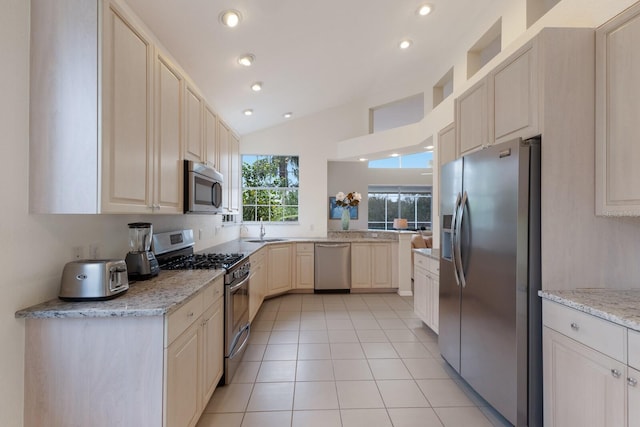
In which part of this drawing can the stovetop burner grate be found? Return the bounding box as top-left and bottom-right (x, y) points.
(159, 253), (245, 271)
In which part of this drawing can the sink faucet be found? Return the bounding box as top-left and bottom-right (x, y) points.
(259, 221), (266, 241)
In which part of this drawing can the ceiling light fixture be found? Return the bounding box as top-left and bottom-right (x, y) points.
(390, 153), (400, 157)
(399, 39), (413, 50)
(243, 109), (253, 116)
(283, 112), (293, 119)
(251, 82), (263, 92)
(220, 10), (242, 27)
(417, 4), (433, 16)
(359, 158), (368, 162)
(238, 54), (255, 67)
(425, 145), (434, 150)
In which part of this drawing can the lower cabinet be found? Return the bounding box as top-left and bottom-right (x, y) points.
(542, 299), (636, 427)
(295, 243), (315, 289)
(249, 248), (266, 322)
(351, 243), (392, 289)
(413, 253), (439, 334)
(267, 243), (294, 295)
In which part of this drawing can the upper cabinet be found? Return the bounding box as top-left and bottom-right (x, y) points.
(455, 79), (488, 157)
(216, 119), (241, 214)
(29, 0), (237, 214)
(596, 3), (640, 216)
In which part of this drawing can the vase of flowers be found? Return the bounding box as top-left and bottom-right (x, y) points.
(335, 191), (362, 230)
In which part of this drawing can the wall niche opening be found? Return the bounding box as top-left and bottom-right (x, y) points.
(467, 18), (502, 79)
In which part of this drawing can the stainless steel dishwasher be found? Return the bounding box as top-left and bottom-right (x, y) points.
(314, 243), (351, 293)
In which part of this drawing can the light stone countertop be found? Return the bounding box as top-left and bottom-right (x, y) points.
(412, 248), (440, 261)
(539, 289), (640, 332)
(15, 269), (224, 319)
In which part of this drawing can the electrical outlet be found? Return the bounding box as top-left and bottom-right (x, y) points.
(89, 243), (100, 259)
(72, 246), (85, 260)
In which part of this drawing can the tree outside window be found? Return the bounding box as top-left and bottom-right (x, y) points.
(242, 155), (299, 222)
(368, 186), (431, 230)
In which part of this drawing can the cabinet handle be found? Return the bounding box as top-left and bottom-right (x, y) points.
(187, 312), (195, 318)
(629, 377), (638, 387)
(611, 369), (622, 378)
(570, 322), (579, 331)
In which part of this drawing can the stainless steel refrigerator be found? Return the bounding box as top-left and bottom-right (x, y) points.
(439, 137), (542, 427)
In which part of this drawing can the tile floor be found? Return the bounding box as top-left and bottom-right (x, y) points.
(197, 293), (511, 427)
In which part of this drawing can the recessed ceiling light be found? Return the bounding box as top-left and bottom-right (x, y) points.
(220, 10), (242, 27)
(417, 4), (433, 16)
(390, 153), (400, 157)
(238, 54), (255, 67)
(251, 82), (263, 92)
(283, 112), (293, 119)
(425, 145), (434, 150)
(399, 39), (413, 50)
(243, 109), (253, 116)
(359, 158), (368, 162)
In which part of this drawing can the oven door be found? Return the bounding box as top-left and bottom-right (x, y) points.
(186, 171), (223, 213)
(224, 273), (250, 384)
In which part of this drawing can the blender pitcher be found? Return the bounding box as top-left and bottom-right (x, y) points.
(125, 222), (159, 280)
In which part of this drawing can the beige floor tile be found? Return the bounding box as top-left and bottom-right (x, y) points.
(246, 382), (294, 412)
(356, 329), (389, 343)
(349, 311), (376, 320)
(330, 343), (365, 359)
(392, 342), (431, 358)
(378, 318), (410, 330)
(296, 359), (335, 381)
(368, 359), (412, 380)
(328, 329), (359, 343)
(351, 318), (382, 330)
(332, 359), (374, 381)
(434, 407), (494, 427)
(263, 344), (298, 361)
(276, 311), (301, 321)
(326, 318), (354, 330)
(376, 379), (429, 408)
(301, 303), (325, 312)
(241, 411), (292, 427)
(204, 383), (253, 413)
(385, 329), (419, 343)
(268, 330), (300, 344)
(416, 379), (476, 407)
(300, 318), (328, 330)
(403, 358), (451, 380)
(362, 342), (399, 359)
(387, 408), (444, 427)
(298, 330), (329, 343)
(231, 361), (261, 384)
(298, 343), (331, 360)
(256, 310), (277, 321)
(325, 310), (351, 319)
(372, 310), (400, 319)
(293, 381), (339, 410)
(196, 412), (244, 427)
(251, 319), (274, 331)
(248, 330), (270, 345)
(272, 320), (301, 331)
(394, 310), (419, 319)
(292, 410), (342, 427)
(241, 344), (266, 362)
(256, 360), (297, 382)
(335, 380), (384, 409)
(340, 408), (392, 427)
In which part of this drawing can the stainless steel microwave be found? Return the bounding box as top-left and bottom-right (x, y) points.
(184, 160), (224, 214)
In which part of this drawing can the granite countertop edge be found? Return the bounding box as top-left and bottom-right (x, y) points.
(412, 248), (440, 261)
(539, 289), (640, 332)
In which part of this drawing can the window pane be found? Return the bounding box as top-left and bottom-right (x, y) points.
(386, 194), (399, 222)
(269, 205), (282, 222)
(242, 189), (257, 205)
(243, 206), (256, 222)
(283, 206), (298, 222)
(256, 206), (270, 222)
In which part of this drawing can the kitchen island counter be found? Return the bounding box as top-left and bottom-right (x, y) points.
(539, 289), (640, 332)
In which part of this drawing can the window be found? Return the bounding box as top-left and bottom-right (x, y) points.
(242, 155), (299, 222)
(368, 152), (433, 169)
(368, 186), (432, 230)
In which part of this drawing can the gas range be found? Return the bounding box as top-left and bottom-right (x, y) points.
(160, 253), (245, 271)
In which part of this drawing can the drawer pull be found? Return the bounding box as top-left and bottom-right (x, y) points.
(629, 377), (638, 387)
(611, 369), (622, 378)
(187, 312), (195, 318)
(570, 322), (579, 331)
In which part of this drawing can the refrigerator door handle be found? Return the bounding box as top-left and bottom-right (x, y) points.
(450, 192), (462, 286)
(455, 191), (468, 288)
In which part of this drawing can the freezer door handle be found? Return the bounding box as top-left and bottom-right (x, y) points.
(455, 191), (468, 288)
(450, 192), (462, 286)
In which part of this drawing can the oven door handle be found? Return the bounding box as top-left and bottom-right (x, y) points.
(227, 275), (249, 293)
(228, 323), (251, 360)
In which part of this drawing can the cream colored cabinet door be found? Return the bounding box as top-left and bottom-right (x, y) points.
(428, 272), (439, 334)
(455, 78), (488, 157)
(596, 3), (640, 216)
(154, 51), (183, 213)
(217, 120), (230, 211)
(166, 321), (201, 427)
(229, 132), (241, 214)
(629, 366), (640, 427)
(371, 243), (392, 288)
(543, 327), (626, 427)
(201, 298), (223, 405)
(267, 244), (293, 295)
(295, 244), (315, 289)
(184, 84), (204, 162)
(438, 122), (456, 166)
(204, 105), (217, 168)
(413, 265), (428, 323)
(491, 42), (538, 145)
(351, 243), (372, 288)
(101, 1), (153, 213)
(249, 250), (266, 322)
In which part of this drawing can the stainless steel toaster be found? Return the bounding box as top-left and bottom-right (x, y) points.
(59, 259), (129, 301)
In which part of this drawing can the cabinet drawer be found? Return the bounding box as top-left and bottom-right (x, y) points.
(167, 293), (204, 345)
(543, 300), (627, 363)
(629, 329), (640, 370)
(203, 277), (224, 307)
(250, 249), (265, 264)
(414, 254), (429, 269)
(296, 243), (314, 253)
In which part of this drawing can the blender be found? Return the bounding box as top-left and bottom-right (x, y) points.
(125, 222), (159, 280)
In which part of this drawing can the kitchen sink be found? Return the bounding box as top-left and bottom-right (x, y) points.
(245, 238), (287, 243)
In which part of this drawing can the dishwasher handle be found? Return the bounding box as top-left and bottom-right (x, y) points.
(316, 243), (351, 249)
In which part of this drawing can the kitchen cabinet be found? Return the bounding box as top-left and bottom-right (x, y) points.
(413, 253), (439, 334)
(204, 104), (218, 168)
(351, 243), (392, 289)
(295, 243), (315, 289)
(184, 83), (204, 163)
(201, 295), (224, 408)
(542, 299), (633, 427)
(249, 248), (267, 322)
(229, 131), (241, 214)
(267, 243), (293, 295)
(596, 3), (640, 216)
(455, 79), (488, 157)
(438, 122), (456, 167)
